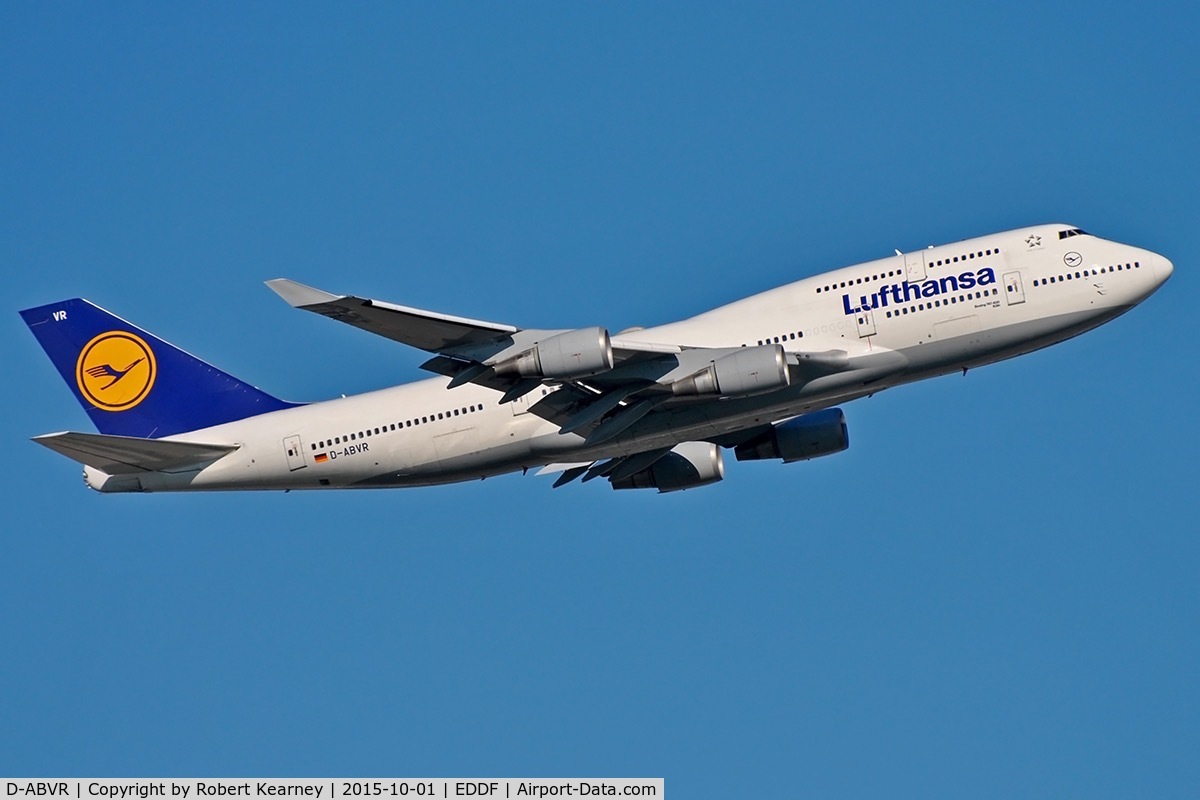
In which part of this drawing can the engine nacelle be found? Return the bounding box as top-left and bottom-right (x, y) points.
(672, 345), (789, 398)
(610, 442), (725, 493)
(494, 327), (614, 379)
(734, 408), (849, 463)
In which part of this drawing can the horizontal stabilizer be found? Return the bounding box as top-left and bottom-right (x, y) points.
(33, 431), (238, 475)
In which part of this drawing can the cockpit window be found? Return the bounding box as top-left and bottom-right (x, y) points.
(1058, 228), (1091, 239)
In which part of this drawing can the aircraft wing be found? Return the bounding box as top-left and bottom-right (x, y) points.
(268, 278), (856, 445)
(33, 431), (239, 474)
(268, 276), (689, 372)
(266, 278), (518, 353)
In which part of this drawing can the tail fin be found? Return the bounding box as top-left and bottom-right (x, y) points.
(20, 298), (299, 438)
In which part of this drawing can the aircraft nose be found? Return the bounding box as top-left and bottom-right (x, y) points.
(1154, 254), (1174, 284)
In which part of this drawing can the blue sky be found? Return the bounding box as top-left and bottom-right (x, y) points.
(3, 2), (1198, 796)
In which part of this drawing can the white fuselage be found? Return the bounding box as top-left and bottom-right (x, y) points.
(88, 225), (1171, 492)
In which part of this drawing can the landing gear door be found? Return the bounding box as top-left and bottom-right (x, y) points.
(510, 386), (551, 416)
(1003, 271), (1026, 305)
(510, 392), (532, 416)
(904, 251), (927, 283)
(856, 308), (877, 338)
(283, 434), (307, 471)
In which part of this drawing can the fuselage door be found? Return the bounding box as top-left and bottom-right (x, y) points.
(283, 434), (307, 471)
(904, 251), (927, 283)
(856, 308), (877, 338)
(1003, 271), (1026, 305)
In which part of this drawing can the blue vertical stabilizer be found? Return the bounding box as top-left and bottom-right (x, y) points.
(20, 298), (300, 438)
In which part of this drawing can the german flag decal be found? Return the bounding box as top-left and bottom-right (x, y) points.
(314, 452), (329, 463)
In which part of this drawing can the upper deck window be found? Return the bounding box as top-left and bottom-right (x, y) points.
(1058, 228), (1091, 239)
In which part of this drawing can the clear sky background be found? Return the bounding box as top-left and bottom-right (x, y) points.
(3, 3), (1198, 797)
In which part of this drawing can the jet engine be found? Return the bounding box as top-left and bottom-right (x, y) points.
(610, 442), (725, 493)
(671, 344), (789, 398)
(734, 408), (848, 463)
(493, 327), (614, 379)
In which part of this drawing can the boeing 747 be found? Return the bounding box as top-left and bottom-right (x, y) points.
(20, 224), (1172, 494)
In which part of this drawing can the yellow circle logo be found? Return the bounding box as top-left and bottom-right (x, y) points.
(75, 331), (157, 411)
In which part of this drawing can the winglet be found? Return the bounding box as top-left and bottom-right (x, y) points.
(265, 278), (343, 308)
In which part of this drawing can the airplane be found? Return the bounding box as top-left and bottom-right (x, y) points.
(20, 223), (1172, 495)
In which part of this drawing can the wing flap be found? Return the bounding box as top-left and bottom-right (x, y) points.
(609, 337), (684, 359)
(33, 431), (238, 475)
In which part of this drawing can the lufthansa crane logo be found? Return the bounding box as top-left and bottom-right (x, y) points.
(75, 331), (157, 411)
